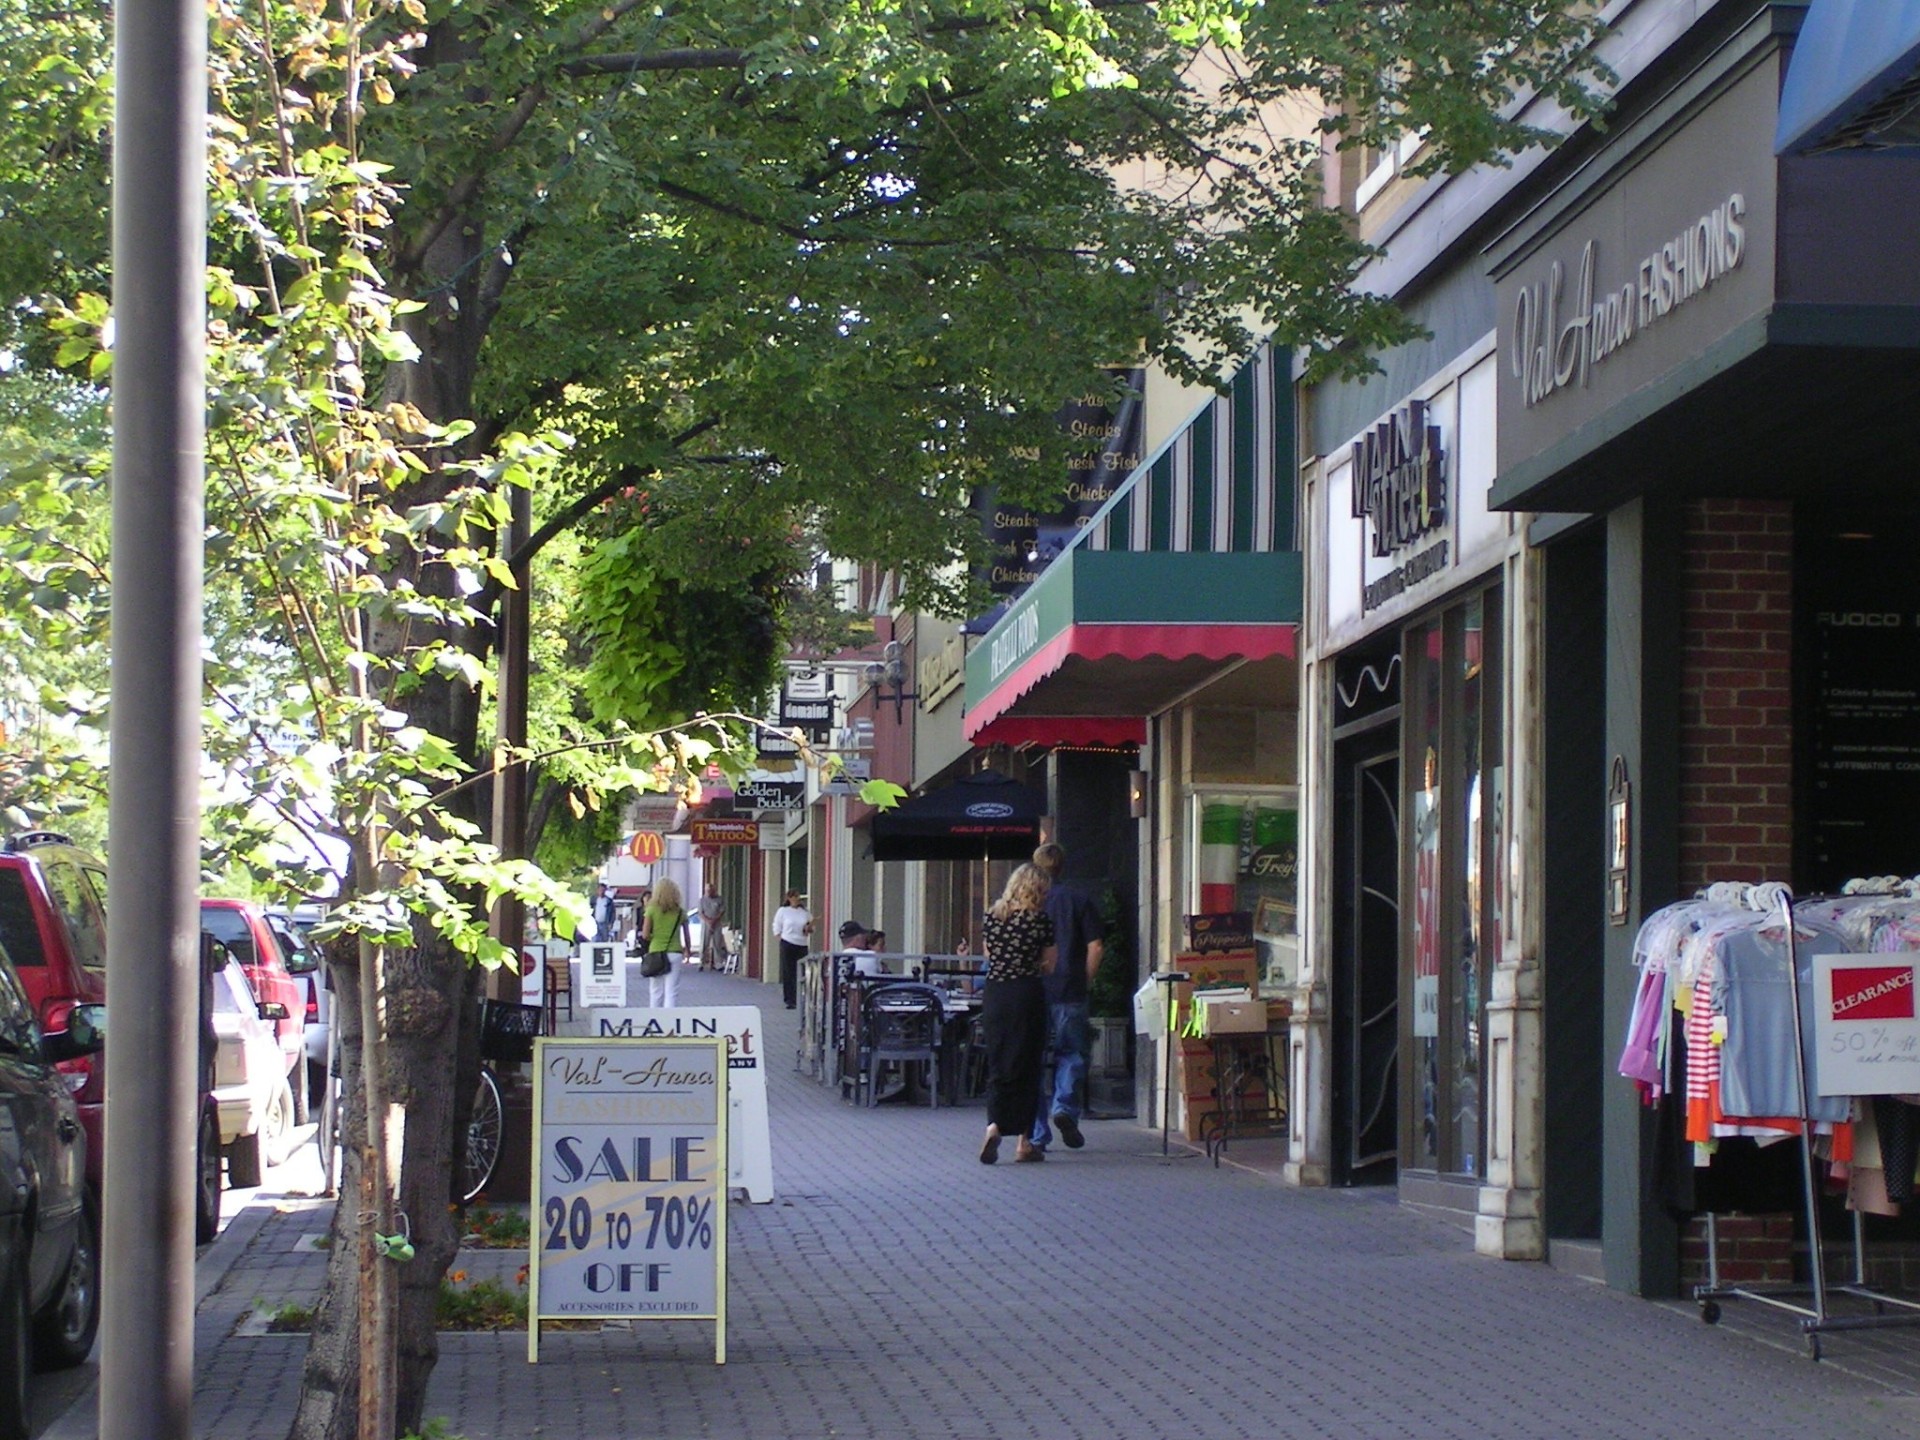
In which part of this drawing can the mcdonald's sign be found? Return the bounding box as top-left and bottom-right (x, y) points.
(627, 830), (665, 863)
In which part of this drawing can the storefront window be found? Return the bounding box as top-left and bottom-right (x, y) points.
(1409, 621), (1444, 1169)
(1402, 589), (1503, 1179)
(1188, 789), (1299, 991)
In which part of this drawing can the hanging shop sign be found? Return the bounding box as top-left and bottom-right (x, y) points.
(1812, 953), (1920, 1096)
(557, 1005), (774, 1203)
(735, 778), (805, 812)
(690, 819), (759, 846)
(756, 726), (801, 761)
(778, 691), (834, 738)
(1353, 399), (1450, 613)
(529, 1036), (729, 1364)
(627, 830), (664, 864)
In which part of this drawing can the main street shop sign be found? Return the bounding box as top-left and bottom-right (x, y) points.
(1353, 399), (1449, 613)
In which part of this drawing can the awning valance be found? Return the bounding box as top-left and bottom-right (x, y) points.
(963, 550), (1300, 746)
(963, 345), (1300, 747)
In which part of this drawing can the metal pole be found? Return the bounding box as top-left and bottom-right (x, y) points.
(103, 0), (206, 1431)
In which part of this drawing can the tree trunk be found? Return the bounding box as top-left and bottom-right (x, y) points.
(288, 172), (505, 1437)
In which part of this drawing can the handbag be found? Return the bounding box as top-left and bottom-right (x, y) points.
(640, 951), (670, 978)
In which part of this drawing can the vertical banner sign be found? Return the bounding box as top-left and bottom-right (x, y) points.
(530, 1037), (729, 1364)
(1813, 953), (1920, 1096)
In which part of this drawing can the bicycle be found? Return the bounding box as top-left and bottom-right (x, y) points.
(457, 999), (537, 1204)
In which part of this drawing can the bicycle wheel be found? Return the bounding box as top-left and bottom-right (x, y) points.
(457, 1066), (504, 1204)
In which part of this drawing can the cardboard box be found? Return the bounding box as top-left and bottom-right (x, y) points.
(1198, 997), (1266, 1036)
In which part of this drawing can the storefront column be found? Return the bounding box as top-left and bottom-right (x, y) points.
(1476, 547), (1545, 1257)
(1287, 651), (1333, 1187)
(1600, 497), (1682, 1297)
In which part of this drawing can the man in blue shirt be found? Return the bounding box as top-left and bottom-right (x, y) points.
(1029, 842), (1105, 1153)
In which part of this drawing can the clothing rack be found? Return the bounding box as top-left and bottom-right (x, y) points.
(1693, 892), (1920, 1359)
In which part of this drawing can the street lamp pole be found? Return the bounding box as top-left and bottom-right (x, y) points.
(103, 0), (206, 1434)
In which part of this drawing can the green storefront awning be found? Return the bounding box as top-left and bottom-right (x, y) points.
(963, 548), (1301, 747)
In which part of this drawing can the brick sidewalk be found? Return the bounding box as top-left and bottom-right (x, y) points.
(55, 964), (1920, 1438)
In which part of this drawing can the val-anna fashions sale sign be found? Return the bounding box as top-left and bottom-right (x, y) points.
(529, 1037), (729, 1363)
(1813, 953), (1920, 1097)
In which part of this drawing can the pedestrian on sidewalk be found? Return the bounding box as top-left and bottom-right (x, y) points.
(1027, 842), (1104, 1153)
(772, 890), (812, 1009)
(697, 884), (725, 968)
(639, 877), (693, 1007)
(977, 863), (1056, 1165)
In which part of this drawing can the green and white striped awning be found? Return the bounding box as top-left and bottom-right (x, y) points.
(965, 346), (1301, 748)
(1079, 345), (1296, 556)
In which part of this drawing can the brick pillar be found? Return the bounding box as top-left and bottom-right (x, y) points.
(1679, 500), (1793, 894)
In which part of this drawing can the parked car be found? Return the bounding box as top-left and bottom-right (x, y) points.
(0, 834), (108, 1194)
(206, 944), (295, 1190)
(265, 907), (330, 1106)
(0, 941), (105, 1440)
(199, 899), (312, 1124)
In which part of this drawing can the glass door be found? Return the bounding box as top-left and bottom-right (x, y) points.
(1400, 588), (1503, 1178)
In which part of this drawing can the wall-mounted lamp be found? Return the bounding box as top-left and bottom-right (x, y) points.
(1127, 769), (1149, 819)
(864, 640), (919, 723)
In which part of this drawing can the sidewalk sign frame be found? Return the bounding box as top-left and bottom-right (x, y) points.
(528, 1035), (729, 1364)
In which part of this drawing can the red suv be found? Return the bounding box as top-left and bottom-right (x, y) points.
(0, 833), (109, 1188)
(200, 899), (310, 1125)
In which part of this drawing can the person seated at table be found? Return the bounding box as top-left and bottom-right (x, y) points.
(839, 920), (886, 977)
(866, 928), (888, 956)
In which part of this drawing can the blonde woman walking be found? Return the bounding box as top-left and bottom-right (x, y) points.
(977, 863), (1056, 1164)
(639, 877), (693, 1007)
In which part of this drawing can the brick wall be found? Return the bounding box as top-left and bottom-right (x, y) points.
(1680, 1211), (1794, 1287)
(1679, 499), (1793, 893)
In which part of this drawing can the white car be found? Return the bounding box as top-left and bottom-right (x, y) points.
(266, 907), (330, 1104)
(208, 949), (295, 1188)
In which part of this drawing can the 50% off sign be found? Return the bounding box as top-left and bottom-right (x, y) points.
(529, 1038), (730, 1363)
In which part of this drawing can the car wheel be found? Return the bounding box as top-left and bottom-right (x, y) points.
(261, 1076), (294, 1164)
(34, 1193), (98, 1369)
(226, 1132), (263, 1190)
(195, 1106), (223, 1245)
(290, 1062), (310, 1126)
(0, 1252), (27, 1440)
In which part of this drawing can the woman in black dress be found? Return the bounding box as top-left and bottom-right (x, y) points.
(978, 863), (1056, 1164)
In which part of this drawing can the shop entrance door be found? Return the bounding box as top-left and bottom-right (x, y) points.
(1332, 730), (1400, 1185)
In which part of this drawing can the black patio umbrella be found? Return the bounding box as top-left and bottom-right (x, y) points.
(869, 771), (1045, 862)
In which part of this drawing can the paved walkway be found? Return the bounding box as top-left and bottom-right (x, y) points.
(52, 966), (1920, 1438)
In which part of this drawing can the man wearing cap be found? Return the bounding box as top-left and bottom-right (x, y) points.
(1029, 842), (1105, 1153)
(839, 920), (884, 977)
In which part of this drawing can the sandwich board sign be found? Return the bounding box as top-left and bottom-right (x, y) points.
(529, 1036), (728, 1363)
(557, 1006), (775, 1203)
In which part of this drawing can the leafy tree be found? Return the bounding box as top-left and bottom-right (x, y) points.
(0, 1), (1612, 1434)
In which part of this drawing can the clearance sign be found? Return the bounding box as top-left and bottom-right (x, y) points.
(1814, 953), (1920, 1096)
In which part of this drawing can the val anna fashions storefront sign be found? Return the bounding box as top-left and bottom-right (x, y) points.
(1353, 399), (1450, 613)
(1510, 193), (1748, 410)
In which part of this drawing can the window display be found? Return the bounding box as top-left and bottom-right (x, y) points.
(1188, 789), (1299, 992)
